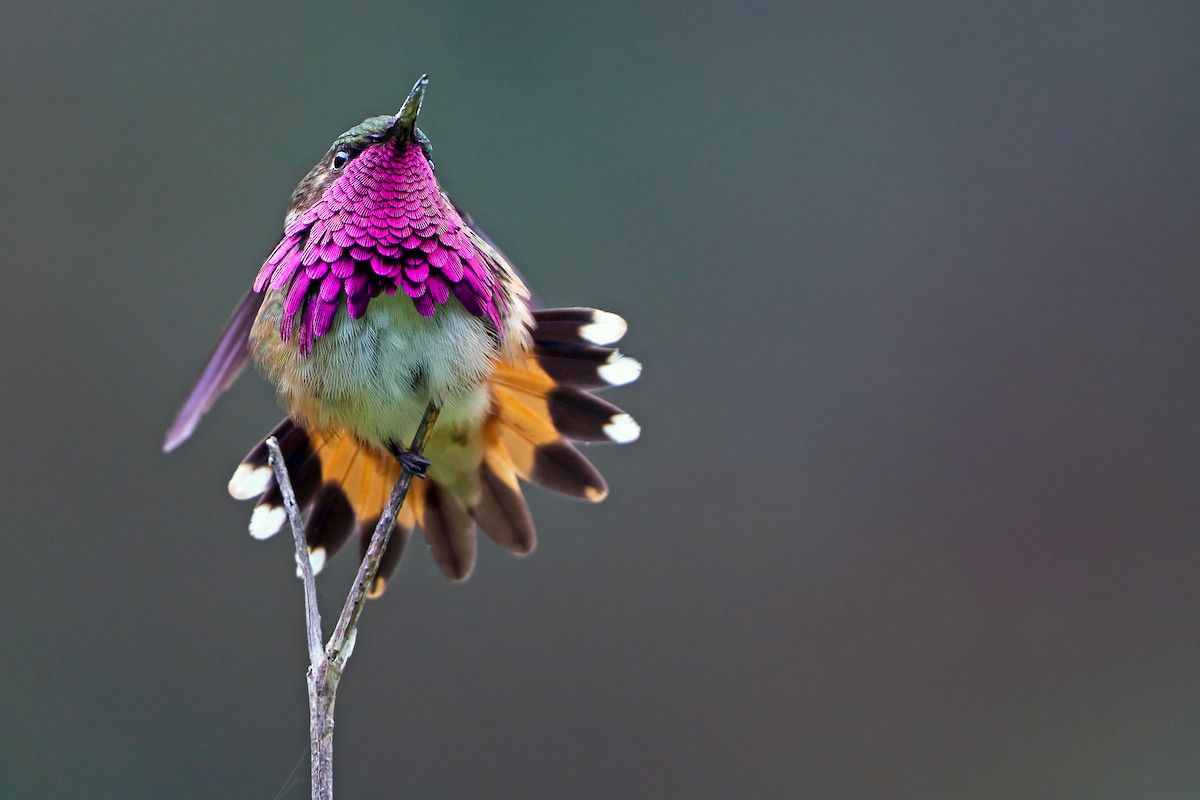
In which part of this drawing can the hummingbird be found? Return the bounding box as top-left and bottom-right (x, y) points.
(164, 75), (640, 593)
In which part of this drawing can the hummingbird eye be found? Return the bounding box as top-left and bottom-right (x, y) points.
(331, 149), (351, 171)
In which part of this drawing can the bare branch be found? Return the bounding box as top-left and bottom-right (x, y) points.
(328, 402), (440, 669)
(266, 435), (323, 668)
(263, 402), (440, 799)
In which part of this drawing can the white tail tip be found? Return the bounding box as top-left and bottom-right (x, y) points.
(604, 413), (641, 444)
(599, 353), (642, 387)
(297, 547), (326, 576)
(228, 464), (271, 500)
(581, 310), (628, 346)
(249, 505), (286, 540)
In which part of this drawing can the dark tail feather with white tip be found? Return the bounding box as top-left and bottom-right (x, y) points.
(472, 305), (641, 539)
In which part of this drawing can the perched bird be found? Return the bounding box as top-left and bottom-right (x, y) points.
(165, 76), (640, 593)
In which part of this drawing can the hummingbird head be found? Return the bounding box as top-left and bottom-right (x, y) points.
(286, 75), (433, 222)
(255, 75), (511, 355)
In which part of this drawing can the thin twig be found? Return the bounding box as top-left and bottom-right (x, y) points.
(266, 436), (323, 668)
(264, 401), (439, 800)
(327, 404), (439, 669)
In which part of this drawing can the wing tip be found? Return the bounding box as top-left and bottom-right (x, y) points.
(162, 422), (193, 453)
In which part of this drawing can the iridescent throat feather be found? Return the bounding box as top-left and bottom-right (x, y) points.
(254, 139), (507, 355)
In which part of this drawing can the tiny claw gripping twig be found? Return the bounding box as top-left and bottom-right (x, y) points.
(265, 401), (439, 800)
(388, 442), (432, 478)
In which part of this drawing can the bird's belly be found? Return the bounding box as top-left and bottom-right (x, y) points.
(250, 291), (498, 447)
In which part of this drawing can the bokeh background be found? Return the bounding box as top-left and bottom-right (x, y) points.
(1, 1), (1198, 797)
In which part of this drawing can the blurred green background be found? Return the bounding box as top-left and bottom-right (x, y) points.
(2, 1), (1198, 797)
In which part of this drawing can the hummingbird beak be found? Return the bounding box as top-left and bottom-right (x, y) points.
(386, 74), (429, 144)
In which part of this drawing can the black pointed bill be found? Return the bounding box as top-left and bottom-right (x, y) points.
(386, 74), (429, 143)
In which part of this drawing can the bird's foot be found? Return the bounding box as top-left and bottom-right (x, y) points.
(387, 442), (431, 478)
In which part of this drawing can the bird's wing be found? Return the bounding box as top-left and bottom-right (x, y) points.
(163, 288), (264, 452)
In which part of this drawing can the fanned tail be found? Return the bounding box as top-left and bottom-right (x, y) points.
(474, 305), (641, 553)
(228, 306), (639, 594)
(229, 420), (415, 593)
